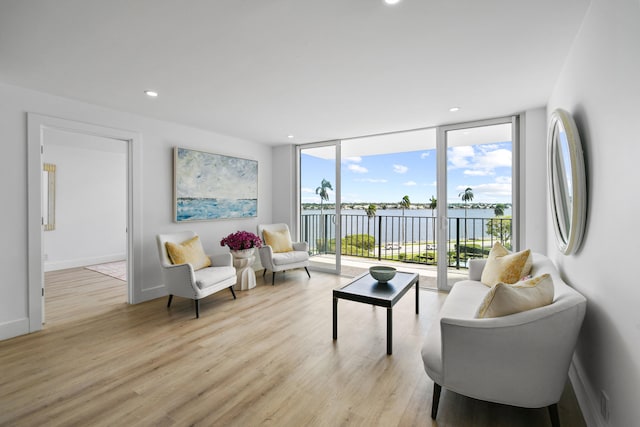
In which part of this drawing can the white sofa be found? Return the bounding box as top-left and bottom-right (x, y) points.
(421, 253), (586, 426)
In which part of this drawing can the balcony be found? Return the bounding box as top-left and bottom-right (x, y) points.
(301, 212), (512, 287)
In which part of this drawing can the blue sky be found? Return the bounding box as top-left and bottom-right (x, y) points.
(301, 142), (512, 205)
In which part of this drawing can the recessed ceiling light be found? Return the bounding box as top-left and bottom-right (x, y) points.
(385, 0), (401, 4)
(449, 107), (460, 112)
(144, 90), (159, 97)
(287, 135), (294, 139)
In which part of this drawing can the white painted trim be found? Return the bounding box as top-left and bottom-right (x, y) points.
(44, 253), (127, 272)
(27, 113), (144, 333)
(0, 318), (30, 341)
(569, 356), (607, 427)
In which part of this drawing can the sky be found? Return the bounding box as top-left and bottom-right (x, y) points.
(301, 142), (512, 205)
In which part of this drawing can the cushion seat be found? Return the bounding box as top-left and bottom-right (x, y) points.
(272, 250), (309, 266)
(195, 266), (236, 289)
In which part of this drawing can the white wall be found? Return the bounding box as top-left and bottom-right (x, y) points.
(43, 130), (127, 270)
(547, 0), (640, 425)
(0, 82), (272, 340)
(271, 145), (297, 235)
(520, 107), (548, 253)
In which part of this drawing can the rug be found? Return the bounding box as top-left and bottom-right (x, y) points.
(85, 260), (127, 281)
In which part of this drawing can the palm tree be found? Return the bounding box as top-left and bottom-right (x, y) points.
(428, 195), (437, 250)
(458, 187), (474, 246)
(494, 203), (505, 217)
(399, 195), (410, 247)
(365, 204), (377, 251)
(428, 195), (437, 217)
(315, 178), (333, 253)
(459, 187), (474, 216)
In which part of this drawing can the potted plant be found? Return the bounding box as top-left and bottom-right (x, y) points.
(220, 231), (263, 258)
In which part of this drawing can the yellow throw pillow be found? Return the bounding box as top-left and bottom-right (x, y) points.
(263, 229), (293, 253)
(165, 235), (212, 270)
(480, 242), (532, 287)
(475, 274), (554, 318)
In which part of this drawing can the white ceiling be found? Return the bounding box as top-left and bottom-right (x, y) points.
(0, 0), (589, 145)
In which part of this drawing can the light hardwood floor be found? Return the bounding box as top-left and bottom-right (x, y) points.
(0, 267), (586, 426)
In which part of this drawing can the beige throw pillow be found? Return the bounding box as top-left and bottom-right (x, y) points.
(475, 274), (554, 318)
(480, 242), (532, 287)
(263, 229), (293, 253)
(165, 235), (212, 270)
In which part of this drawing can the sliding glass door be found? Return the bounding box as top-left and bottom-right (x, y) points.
(299, 142), (340, 274)
(437, 118), (518, 291)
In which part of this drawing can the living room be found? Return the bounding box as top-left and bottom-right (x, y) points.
(1, 0), (639, 426)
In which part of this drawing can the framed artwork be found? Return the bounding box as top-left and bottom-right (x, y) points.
(174, 147), (258, 221)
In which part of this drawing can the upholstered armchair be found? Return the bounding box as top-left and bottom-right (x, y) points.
(257, 223), (310, 285)
(156, 231), (237, 318)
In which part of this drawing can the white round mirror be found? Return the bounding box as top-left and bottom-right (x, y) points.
(547, 108), (587, 254)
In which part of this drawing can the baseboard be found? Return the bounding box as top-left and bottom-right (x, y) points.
(0, 317), (30, 341)
(44, 253), (126, 272)
(569, 356), (608, 427)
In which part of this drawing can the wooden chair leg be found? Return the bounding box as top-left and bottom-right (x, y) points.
(272, 272), (276, 286)
(431, 383), (442, 419)
(229, 286), (236, 300)
(167, 294), (173, 308)
(195, 299), (200, 319)
(304, 267), (311, 278)
(263, 269), (266, 277)
(548, 403), (560, 427)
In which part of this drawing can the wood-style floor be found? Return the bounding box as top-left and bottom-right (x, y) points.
(0, 267), (586, 426)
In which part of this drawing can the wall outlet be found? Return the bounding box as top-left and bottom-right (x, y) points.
(600, 390), (610, 423)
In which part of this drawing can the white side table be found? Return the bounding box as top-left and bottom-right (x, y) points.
(230, 249), (256, 290)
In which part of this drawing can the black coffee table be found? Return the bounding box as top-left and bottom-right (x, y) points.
(333, 271), (419, 355)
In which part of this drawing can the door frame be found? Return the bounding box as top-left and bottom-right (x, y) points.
(296, 140), (341, 275)
(27, 114), (142, 331)
(436, 115), (520, 291)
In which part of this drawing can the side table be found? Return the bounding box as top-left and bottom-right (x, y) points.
(230, 249), (256, 290)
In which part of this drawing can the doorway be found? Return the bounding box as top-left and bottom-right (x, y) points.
(42, 129), (127, 323)
(27, 114), (142, 333)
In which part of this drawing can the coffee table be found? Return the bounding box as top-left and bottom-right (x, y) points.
(333, 271), (419, 355)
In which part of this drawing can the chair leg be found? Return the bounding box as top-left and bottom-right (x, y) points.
(263, 269), (266, 277)
(272, 272), (276, 286)
(304, 267), (311, 278)
(431, 383), (442, 419)
(229, 286), (236, 300)
(167, 294), (173, 308)
(548, 403), (560, 427)
(194, 299), (200, 319)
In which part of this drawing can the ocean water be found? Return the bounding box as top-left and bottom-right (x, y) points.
(302, 208), (512, 243)
(177, 198), (257, 221)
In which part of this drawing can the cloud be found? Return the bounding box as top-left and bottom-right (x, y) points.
(355, 178), (388, 183)
(403, 181), (417, 186)
(455, 176), (512, 199)
(301, 187), (314, 193)
(449, 145), (512, 176)
(348, 164), (368, 173)
(448, 146), (475, 169)
(343, 156), (362, 163)
(393, 164), (408, 174)
(420, 152), (430, 159)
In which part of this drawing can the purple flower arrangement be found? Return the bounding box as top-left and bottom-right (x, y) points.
(220, 230), (263, 250)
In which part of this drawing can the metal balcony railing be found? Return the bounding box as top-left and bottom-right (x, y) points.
(300, 213), (512, 269)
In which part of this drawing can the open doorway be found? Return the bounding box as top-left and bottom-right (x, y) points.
(42, 129), (127, 325)
(27, 114), (142, 334)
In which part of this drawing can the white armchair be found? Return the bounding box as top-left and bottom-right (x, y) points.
(156, 231), (237, 318)
(257, 223), (310, 285)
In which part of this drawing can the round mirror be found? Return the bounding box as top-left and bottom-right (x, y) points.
(547, 108), (587, 254)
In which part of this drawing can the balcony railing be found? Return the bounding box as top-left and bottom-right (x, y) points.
(300, 213), (512, 269)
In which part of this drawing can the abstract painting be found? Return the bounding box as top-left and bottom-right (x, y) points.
(174, 147), (258, 221)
